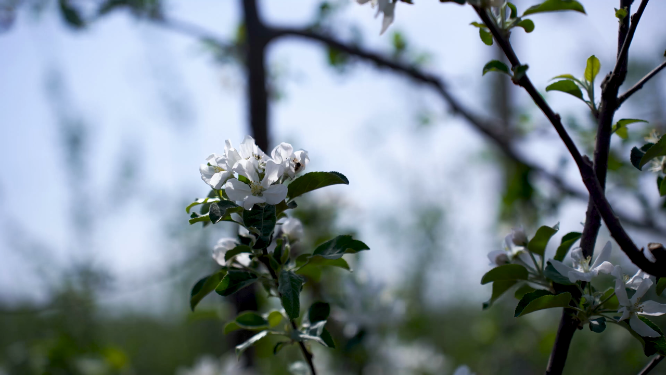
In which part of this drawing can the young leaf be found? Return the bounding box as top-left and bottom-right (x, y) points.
(527, 223), (559, 257)
(209, 201), (241, 224)
(584, 55), (601, 85)
(469, 21), (487, 29)
(236, 331), (270, 359)
(287, 172), (349, 200)
(589, 317), (606, 333)
(514, 284), (536, 299)
(546, 80), (584, 100)
(243, 204), (277, 249)
(215, 270), (259, 297)
(659, 176), (666, 197)
(554, 232), (582, 261)
(638, 136), (666, 169)
(544, 262), (574, 285)
(189, 213), (210, 225)
(186, 197), (220, 214)
(321, 328), (336, 348)
(266, 311), (284, 328)
(615, 7), (627, 21)
(483, 280), (517, 310)
(308, 302), (331, 323)
(479, 28), (493, 45)
(482, 60), (510, 76)
(612, 119), (648, 140)
(235, 311), (269, 329)
(279, 270), (305, 320)
(515, 291), (572, 317)
(224, 245), (253, 263)
(273, 341), (290, 355)
(312, 235), (370, 260)
(630, 143), (654, 170)
(190, 270), (227, 311)
(507, 2), (518, 18)
(224, 321), (241, 335)
(516, 19), (535, 33)
(522, 0), (586, 16)
(480, 264), (529, 285)
(657, 278), (666, 296)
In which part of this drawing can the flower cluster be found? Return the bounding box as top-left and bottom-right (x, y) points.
(484, 227), (666, 338)
(199, 136), (309, 210)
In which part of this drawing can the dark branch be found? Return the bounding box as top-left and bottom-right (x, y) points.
(614, 0), (650, 84)
(638, 355), (664, 375)
(472, 6), (665, 277)
(618, 60), (666, 106)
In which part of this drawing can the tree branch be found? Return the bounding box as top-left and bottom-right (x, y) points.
(473, 6), (665, 277)
(618, 60), (666, 106)
(638, 355), (664, 375)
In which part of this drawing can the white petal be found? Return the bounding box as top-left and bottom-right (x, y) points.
(568, 270), (593, 283)
(262, 160), (284, 186)
(243, 195), (266, 210)
(615, 277), (631, 306)
(487, 250), (506, 266)
(379, 1), (395, 35)
(209, 171), (233, 189)
(629, 315), (661, 337)
(212, 238), (237, 266)
(627, 270), (651, 289)
(225, 179), (252, 202)
(640, 301), (666, 316)
(205, 153), (220, 165)
(281, 218), (304, 241)
(234, 159), (260, 182)
(611, 265), (624, 279)
(239, 135), (257, 159)
(200, 164), (216, 183)
(235, 253), (252, 267)
(632, 278), (653, 303)
(550, 260), (575, 278)
(592, 261), (614, 276)
(570, 247), (584, 263)
(619, 308), (631, 322)
(263, 184), (288, 205)
(591, 241), (612, 269)
(271, 142), (293, 163)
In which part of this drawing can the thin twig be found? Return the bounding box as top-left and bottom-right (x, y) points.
(614, 0), (650, 82)
(618, 60), (666, 106)
(638, 355), (664, 375)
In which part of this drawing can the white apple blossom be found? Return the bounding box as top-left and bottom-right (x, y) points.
(225, 158), (288, 209)
(280, 217), (304, 242)
(549, 241), (614, 283)
(270, 142), (310, 180)
(487, 229), (530, 266)
(614, 273), (666, 337)
(357, 0), (396, 35)
(237, 135), (268, 171)
(199, 140), (243, 189)
(212, 238), (250, 267)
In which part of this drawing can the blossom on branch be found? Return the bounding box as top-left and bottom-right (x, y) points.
(357, 0), (396, 35)
(614, 272), (666, 337)
(225, 158), (288, 209)
(549, 241), (614, 283)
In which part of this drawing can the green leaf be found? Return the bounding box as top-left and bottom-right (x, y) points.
(515, 291), (572, 317)
(584, 55), (601, 84)
(554, 232), (582, 261)
(287, 172), (349, 200)
(209, 201), (241, 224)
(215, 270), (259, 297)
(235, 311), (269, 329)
(659, 177), (666, 197)
(507, 2), (518, 18)
(267, 311), (284, 328)
(514, 284), (536, 299)
(308, 302), (331, 323)
(483, 280), (517, 310)
(638, 317), (666, 356)
(482, 60), (510, 76)
(512, 64), (529, 81)
(516, 19), (535, 33)
(638, 136), (666, 169)
(615, 7), (627, 21)
(279, 270), (305, 320)
(296, 256), (351, 276)
(631, 143), (654, 170)
(224, 245), (253, 263)
(481, 264), (529, 285)
(186, 197), (220, 214)
(312, 235), (370, 260)
(236, 331), (270, 359)
(273, 341), (290, 355)
(612, 119), (648, 140)
(657, 278), (666, 296)
(546, 80), (584, 100)
(188, 213), (210, 225)
(544, 262), (574, 285)
(321, 328), (336, 349)
(469, 21), (487, 29)
(224, 321), (241, 335)
(527, 223), (559, 257)
(589, 317), (606, 333)
(479, 28), (493, 45)
(190, 270), (226, 311)
(523, 0), (586, 16)
(243, 204), (277, 249)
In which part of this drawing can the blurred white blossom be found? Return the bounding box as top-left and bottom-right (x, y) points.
(549, 242), (614, 283)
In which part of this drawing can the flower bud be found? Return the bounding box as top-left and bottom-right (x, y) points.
(212, 238), (237, 266)
(511, 227), (528, 247)
(280, 218), (304, 242)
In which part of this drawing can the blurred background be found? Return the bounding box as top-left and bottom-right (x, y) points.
(1, 0), (666, 374)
